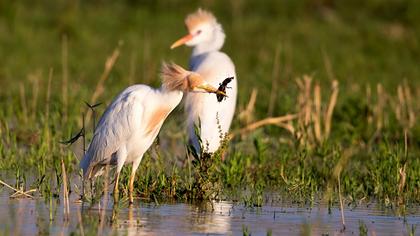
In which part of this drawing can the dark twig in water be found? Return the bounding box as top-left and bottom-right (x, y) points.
(84, 101), (102, 109)
(60, 128), (85, 145)
(85, 101), (102, 133)
(217, 77), (234, 102)
(82, 112), (86, 155)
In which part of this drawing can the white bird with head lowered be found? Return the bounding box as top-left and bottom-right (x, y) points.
(171, 9), (237, 154)
(80, 62), (225, 204)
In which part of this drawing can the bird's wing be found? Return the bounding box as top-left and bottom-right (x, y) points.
(80, 85), (153, 177)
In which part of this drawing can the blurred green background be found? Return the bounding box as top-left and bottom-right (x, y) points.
(1, 0), (419, 98)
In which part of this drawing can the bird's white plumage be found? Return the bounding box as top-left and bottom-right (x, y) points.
(186, 52), (237, 152)
(172, 9), (237, 153)
(79, 62), (224, 204)
(80, 85), (183, 178)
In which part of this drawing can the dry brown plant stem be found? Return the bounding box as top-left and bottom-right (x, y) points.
(238, 88), (258, 125)
(0, 179), (34, 199)
(85, 42), (122, 125)
(230, 114), (297, 139)
(61, 159), (70, 221)
(338, 173), (346, 231)
(324, 80), (339, 138)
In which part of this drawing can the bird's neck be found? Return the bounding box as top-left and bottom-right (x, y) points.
(159, 88), (184, 107)
(192, 24), (225, 56)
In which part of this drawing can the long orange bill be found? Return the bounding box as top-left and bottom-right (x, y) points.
(170, 34), (194, 49)
(197, 84), (227, 97)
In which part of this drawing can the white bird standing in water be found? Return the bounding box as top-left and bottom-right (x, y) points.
(171, 9), (237, 153)
(80, 62), (225, 204)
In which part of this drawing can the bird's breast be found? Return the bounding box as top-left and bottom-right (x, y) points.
(145, 106), (171, 135)
(190, 52), (236, 85)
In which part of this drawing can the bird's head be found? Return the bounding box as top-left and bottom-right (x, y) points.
(161, 62), (227, 96)
(170, 8), (225, 51)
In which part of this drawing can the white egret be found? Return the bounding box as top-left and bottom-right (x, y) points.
(171, 9), (237, 153)
(80, 62), (225, 204)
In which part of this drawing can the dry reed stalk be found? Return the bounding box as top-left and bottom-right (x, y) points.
(324, 80), (338, 139)
(295, 78), (305, 144)
(229, 114), (297, 139)
(294, 77), (339, 146)
(313, 84), (322, 142)
(404, 129), (408, 158)
(332, 149), (354, 232)
(46, 68), (53, 123)
(275, 121), (296, 135)
(238, 88), (258, 125)
(295, 76), (314, 145)
(285, 120), (296, 135)
(62, 35), (69, 122)
(19, 83), (28, 124)
(397, 85), (407, 127)
(394, 83), (416, 130)
(61, 159), (70, 221)
(45, 69), (53, 147)
(303, 76), (312, 126)
(10, 189), (36, 198)
(267, 44), (281, 116)
(376, 84), (385, 130)
(322, 49), (335, 81)
(369, 83), (385, 144)
(398, 163), (407, 204)
(85, 41), (122, 125)
(366, 85), (373, 125)
(0, 179), (34, 198)
(338, 173), (346, 231)
(398, 130), (408, 204)
(402, 83), (415, 128)
(394, 85), (402, 124)
(29, 73), (39, 121)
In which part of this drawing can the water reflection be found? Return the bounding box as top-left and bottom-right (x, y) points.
(0, 191), (419, 235)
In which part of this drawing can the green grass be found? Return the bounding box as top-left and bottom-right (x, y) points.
(0, 0), (419, 206)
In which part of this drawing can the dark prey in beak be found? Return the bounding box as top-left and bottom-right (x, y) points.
(217, 77), (234, 102)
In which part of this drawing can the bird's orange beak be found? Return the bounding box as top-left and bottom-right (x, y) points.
(196, 84), (227, 97)
(170, 34), (194, 49)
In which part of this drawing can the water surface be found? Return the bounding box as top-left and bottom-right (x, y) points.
(0, 191), (418, 235)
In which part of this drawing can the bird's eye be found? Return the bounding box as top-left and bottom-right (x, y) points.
(196, 30), (202, 35)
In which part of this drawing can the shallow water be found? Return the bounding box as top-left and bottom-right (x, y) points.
(0, 191), (419, 236)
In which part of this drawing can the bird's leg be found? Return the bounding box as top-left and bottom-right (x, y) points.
(113, 171), (120, 204)
(129, 158), (142, 205)
(129, 170), (136, 205)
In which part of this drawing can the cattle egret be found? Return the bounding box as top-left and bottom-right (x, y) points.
(171, 8), (237, 153)
(80, 62), (225, 204)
